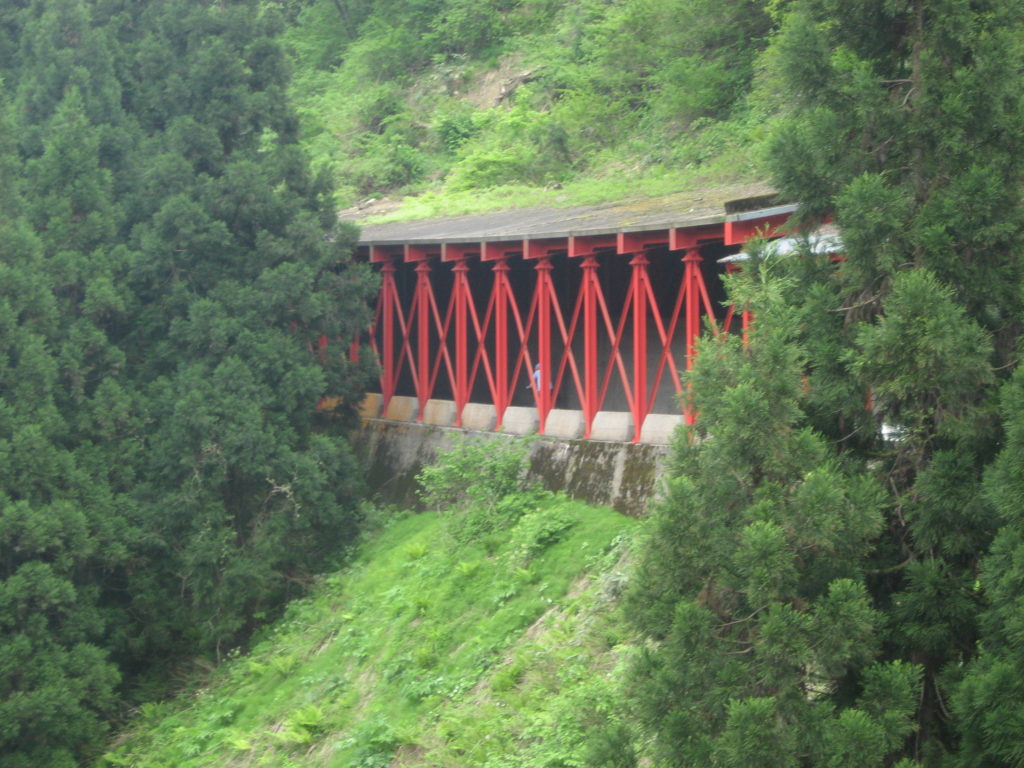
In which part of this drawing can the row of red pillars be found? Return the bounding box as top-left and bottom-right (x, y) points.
(365, 214), (785, 441)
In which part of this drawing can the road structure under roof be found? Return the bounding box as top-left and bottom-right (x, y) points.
(345, 187), (812, 443)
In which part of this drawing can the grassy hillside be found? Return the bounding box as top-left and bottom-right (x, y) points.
(100, 498), (638, 767)
(276, 0), (779, 217)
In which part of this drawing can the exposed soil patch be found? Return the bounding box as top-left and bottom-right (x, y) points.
(463, 54), (540, 109)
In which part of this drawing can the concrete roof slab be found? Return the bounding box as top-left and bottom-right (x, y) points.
(345, 184), (781, 247)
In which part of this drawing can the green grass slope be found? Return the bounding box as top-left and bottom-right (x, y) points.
(100, 499), (638, 768)
(278, 0), (779, 217)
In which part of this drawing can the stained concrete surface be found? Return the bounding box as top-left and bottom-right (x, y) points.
(348, 185), (779, 245)
(353, 418), (672, 517)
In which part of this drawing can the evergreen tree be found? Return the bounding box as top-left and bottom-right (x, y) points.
(758, 0), (1024, 761)
(768, 0), (1024, 338)
(13, 0), (130, 169)
(0, 1), (376, 763)
(617, 4), (1024, 744)
(621, 260), (917, 768)
(953, 368), (1024, 766)
(110, 0), (376, 664)
(0, 95), (123, 768)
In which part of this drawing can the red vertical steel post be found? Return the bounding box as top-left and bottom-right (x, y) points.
(452, 256), (470, 426)
(415, 259), (432, 421)
(580, 255), (599, 438)
(683, 248), (703, 425)
(535, 256), (554, 432)
(630, 252), (650, 442)
(723, 262), (739, 334)
(380, 259), (397, 408)
(724, 261), (751, 344)
(492, 258), (510, 429)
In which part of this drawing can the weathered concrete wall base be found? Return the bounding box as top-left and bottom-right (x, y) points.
(354, 418), (671, 517)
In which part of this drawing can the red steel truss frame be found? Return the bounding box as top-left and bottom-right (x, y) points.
(360, 211), (785, 442)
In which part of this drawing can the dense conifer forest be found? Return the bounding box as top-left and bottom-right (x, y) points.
(0, 2), (376, 765)
(1, 0), (1024, 766)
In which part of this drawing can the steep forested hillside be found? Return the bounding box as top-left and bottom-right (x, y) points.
(0, 2), (374, 765)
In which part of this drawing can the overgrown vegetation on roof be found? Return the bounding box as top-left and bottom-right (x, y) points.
(276, 0), (779, 216)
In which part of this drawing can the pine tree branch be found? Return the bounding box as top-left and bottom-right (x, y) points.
(829, 294), (881, 312)
(933, 673), (953, 720)
(865, 556), (912, 576)
(723, 646), (756, 655)
(331, 0), (350, 24)
(716, 604), (769, 629)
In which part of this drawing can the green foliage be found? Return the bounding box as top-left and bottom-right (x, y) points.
(283, 0), (777, 204)
(850, 270), (993, 444)
(417, 435), (549, 546)
(428, 0), (521, 57)
(506, 506), (576, 563)
(953, 366), (1024, 766)
(759, 0), (1024, 761)
(100, 501), (638, 767)
(617, 262), (918, 768)
(0, 1), (1019, 765)
(0, 1), (376, 763)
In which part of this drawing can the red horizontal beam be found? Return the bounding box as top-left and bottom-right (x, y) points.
(441, 243), (481, 261)
(569, 234), (617, 258)
(370, 244), (403, 263)
(372, 207), (797, 263)
(670, 224), (723, 250)
(724, 212), (791, 246)
(524, 237), (568, 260)
(617, 230), (668, 254)
(404, 243), (437, 262)
(481, 240), (522, 261)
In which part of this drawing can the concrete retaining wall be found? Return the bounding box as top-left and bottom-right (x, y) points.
(353, 417), (673, 517)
